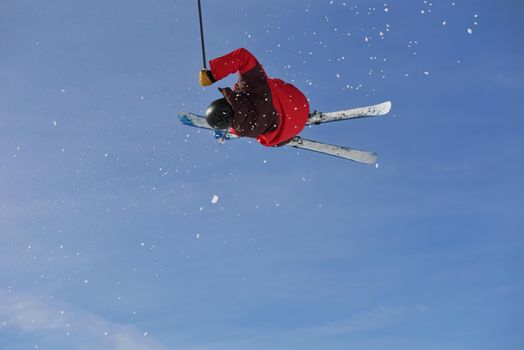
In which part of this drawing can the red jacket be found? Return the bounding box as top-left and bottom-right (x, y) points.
(209, 48), (309, 147)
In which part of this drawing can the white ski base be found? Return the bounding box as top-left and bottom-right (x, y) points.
(286, 137), (377, 164)
(307, 100), (391, 125)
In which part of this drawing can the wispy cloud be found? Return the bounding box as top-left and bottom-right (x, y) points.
(495, 72), (524, 89)
(0, 289), (168, 350)
(141, 304), (431, 350)
(302, 304), (429, 336)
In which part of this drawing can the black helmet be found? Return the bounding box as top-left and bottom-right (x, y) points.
(205, 98), (234, 130)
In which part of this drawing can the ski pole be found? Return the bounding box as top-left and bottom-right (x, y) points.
(197, 0), (207, 69)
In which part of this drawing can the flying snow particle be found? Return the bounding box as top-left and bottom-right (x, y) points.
(467, 28), (473, 34)
(196, 233), (200, 239)
(424, 71), (430, 76)
(211, 195), (219, 204)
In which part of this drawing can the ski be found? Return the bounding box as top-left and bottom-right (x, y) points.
(177, 112), (378, 164)
(307, 100), (391, 125)
(285, 136), (377, 165)
(178, 112), (239, 141)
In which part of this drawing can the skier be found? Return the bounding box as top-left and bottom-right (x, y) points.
(199, 48), (310, 147)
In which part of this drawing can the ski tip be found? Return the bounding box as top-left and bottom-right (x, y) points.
(335, 146), (378, 164)
(381, 101), (392, 114)
(177, 113), (194, 126)
(351, 152), (378, 165)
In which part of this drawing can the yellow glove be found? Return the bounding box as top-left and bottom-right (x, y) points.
(199, 69), (215, 86)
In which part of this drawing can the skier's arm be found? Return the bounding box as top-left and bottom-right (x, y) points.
(221, 87), (261, 137)
(209, 48), (259, 81)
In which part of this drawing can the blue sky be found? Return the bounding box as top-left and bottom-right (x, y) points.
(1, 1), (523, 349)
